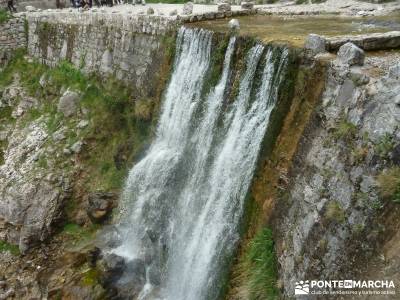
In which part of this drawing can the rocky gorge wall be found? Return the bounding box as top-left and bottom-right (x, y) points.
(271, 52), (400, 297)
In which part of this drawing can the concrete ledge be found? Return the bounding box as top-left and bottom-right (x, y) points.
(326, 31), (400, 52)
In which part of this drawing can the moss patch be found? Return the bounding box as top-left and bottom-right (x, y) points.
(245, 228), (279, 300)
(0, 240), (20, 255)
(0, 9), (11, 25)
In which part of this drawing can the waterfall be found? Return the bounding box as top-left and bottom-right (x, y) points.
(111, 27), (289, 300)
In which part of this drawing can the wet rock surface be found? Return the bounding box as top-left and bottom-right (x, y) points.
(87, 192), (117, 224)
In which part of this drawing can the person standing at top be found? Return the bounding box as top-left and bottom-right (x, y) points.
(7, 0), (17, 12)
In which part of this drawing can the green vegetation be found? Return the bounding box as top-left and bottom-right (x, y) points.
(0, 240), (20, 255)
(244, 228), (279, 300)
(0, 9), (11, 25)
(134, 99), (154, 121)
(325, 201), (345, 223)
(351, 146), (368, 164)
(333, 118), (357, 142)
(377, 167), (400, 203)
(375, 133), (395, 159)
(81, 267), (100, 286)
(61, 223), (99, 244)
(0, 50), (159, 191)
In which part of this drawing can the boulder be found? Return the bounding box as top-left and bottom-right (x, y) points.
(182, 2), (193, 15)
(304, 34), (326, 54)
(169, 9), (177, 16)
(218, 2), (231, 13)
(25, 6), (36, 12)
(146, 7), (154, 15)
(77, 119), (89, 129)
(228, 18), (240, 31)
(100, 253), (125, 285)
(337, 42), (365, 66)
(57, 90), (80, 117)
(87, 192), (117, 223)
(241, 1), (254, 10)
(70, 141), (83, 154)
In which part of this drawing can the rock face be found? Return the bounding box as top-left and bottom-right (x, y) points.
(388, 62), (400, 79)
(182, 2), (194, 15)
(274, 53), (400, 297)
(0, 118), (69, 253)
(0, 80), (74, 253)
(228, 18), (240, 31)
(304, 33), (326, 54)
(57, 90), (80, 117)
(337, 42), (365, 66)
(87, 192), (117, 223)
(99, 254), (146, 299)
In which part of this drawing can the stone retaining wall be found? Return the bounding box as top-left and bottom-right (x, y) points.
(326, 31), (400, 52)
(178, 7), (257, 23)
(26, 12), (178, 93)
(0, 16), (26, 64)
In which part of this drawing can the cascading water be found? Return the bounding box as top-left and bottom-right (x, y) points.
(110, 27), (290, 300)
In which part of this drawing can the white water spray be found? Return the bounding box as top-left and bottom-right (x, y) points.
(112, 27), (289, 300)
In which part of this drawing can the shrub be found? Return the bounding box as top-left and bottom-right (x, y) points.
(375, 133), (394, 159)
(245, 228), (279, 300)
(333, 119), (357, 142)
(61, 223), (98, 244)
(134, 99), (154, 121)
(377, 167), (400, 203)
(325, 201), (345, 223)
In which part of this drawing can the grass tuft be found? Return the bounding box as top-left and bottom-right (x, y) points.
(333, 119), (357, 142)
(244, 228), (279, 300)
(0, 240), (20, 255)
(377, 167), (400, 203)
(325, 201), (345, 223)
